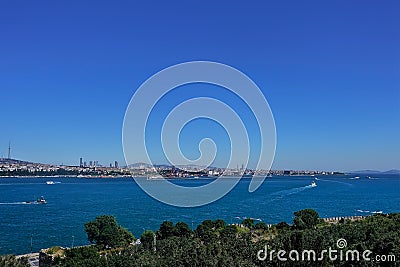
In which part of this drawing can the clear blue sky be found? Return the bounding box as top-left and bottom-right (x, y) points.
(0, 1), (399, 171)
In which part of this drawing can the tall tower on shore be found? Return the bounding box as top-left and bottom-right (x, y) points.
(8, 142), (11, 159)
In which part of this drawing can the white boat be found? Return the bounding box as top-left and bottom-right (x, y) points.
(46, 181), (55, 185)
(311, 181), (317, 187)
(36, 196), (47, 204)
(372, 211), (383, 214)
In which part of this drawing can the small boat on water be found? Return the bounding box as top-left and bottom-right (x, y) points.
(23, 196), (47, 204)
(36, 196), (47, 204)
(311, 181), (317, 187)
(46, 181), (61, 185)
(372, 211), (383, 214)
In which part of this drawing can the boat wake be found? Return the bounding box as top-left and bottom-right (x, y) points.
(0, 196), (46, 205)
(0, 202), (31, 205)
(316, 178), (352, 186)
(46, 181), (62, 185)
(357, 209), (383, 214)
(0, 201), (46, 205)
(272, 184), (315, 197)
(0, 183), (44, 186)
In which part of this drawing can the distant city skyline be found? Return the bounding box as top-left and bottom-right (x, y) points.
(0, 1), (399, 172)
(1, 148), (399, 173)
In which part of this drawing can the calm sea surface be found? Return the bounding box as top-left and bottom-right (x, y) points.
(0, 175), (399, 255)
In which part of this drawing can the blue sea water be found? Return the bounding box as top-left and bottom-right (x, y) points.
(0, 175), (399, 255)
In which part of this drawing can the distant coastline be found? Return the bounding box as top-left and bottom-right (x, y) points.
(0, 175), (133, 178)
(2, 157), (399, 179)
(1, 174), (399, 179)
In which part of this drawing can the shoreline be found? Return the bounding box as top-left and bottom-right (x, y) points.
(0, 175), (134, 178)
(0, 174), (398, 179)
(0, 174), (338, 179)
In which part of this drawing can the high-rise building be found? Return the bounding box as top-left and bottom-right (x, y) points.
(80, 157), (83, 167)
(8, 142), (11, 159)
(84, 161), (87, 167)
(89, 161), (93, 167)
(114, 161), (118, 168)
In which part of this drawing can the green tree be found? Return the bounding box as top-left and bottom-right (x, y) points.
(175, 222), (192, 237)
(0, 255), (29, 267)
(214, 219), (226, 230)
(254, 221), (268, 230)
(157, 221), (176, 239)
(84, 215), (134, 249)
(201, 219), (214, 229)
(195, 224), (217, 243)
(62, 246), (105, 267)
(220, 225), (238, 241)
(293, 208), (320, 229)
(242, 218), (255, 229)
(275, 221), (290, 230)
(140, 230), (155, 250)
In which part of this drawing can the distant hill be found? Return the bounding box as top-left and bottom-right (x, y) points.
(382, 169), (400, 174)
(127, 162), (219, 170)
(351, 170), (382, 174)
(350, 169), (400, 175)
(175, 164), (208, 170)
(0, 158), (32, 165)
(127, 162), (170, 169)
(127, 162), (153, 168)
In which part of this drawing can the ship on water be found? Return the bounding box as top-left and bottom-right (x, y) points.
(24, 196), (47, 204)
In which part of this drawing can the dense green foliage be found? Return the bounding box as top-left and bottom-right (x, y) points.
(140, 230), (155, 250)
(293, 208), (320, 229)
(242, 218), (255, 229)
(0, 255), (29, 267)
(84, 215), (134, 249)
(41, 210), (399, 266)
